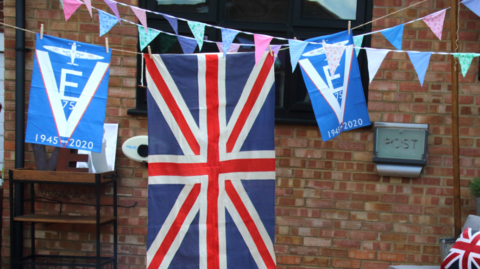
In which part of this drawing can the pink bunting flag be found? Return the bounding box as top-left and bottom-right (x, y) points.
(254, 34), (273, 64)
(62, 0), (83, 21)
(84, 0), (92, 17)
(422, 9), (446, 40)
(323, 41), (346, 76)
(216, 42), (241, 53)
(104, 0), (121, 24)
(131, 6), (148, 34)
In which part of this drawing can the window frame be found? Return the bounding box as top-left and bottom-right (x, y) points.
(129, 0), (374, 125)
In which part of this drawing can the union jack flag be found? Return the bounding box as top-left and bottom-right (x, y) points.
(441, 228), (480, 269)
(145, 51), (277, 269)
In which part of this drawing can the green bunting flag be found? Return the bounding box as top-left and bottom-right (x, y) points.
(453, 53), (477, 77)
(353, 35), (364, 57)
(187, 21), (206, 51)
(138, 25), (161, 51)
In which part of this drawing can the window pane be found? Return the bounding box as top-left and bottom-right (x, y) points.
(225, 0), (288, 23)
(302, 0), (357, 20)
(157, 0), (209, 13)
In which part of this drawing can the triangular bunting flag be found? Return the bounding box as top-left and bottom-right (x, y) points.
(353, 35), (364, 57)
(104, 0), (121, 24)
(221, 29), (240, 57)
(407, 52), (432, 86)
(178, 35), (197, 54)
(216, 42), (240, 53)
(422, 9), (446, 40)
(163, 15), (178, 35)
(254, 34), (273, 64)
(381, 24), (404, 50)
(138, 25), (161, 51)
(265, 44), (282, 57)
(453, 53), (477, 77)
(62, 0), (83, 21)
(132, 7), (148, 34)
(462, 0), (480, 17)
(366, 49), (389, 83)
(99, 10), (119, 37)
(323, 41), (346, 76)
(84, 0), (92, 17)
(187, 21), (206, 51)
(288, 39), (308, 72)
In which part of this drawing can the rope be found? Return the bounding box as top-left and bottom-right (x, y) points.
(352, 0), (429, 30)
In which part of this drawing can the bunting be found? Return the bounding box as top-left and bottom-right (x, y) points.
(104, 0), (121, 24)
(381, 24), (404, 50)
(187, 21), (206, 51)
(453, 53), (477, 77)
(463, 0), (480, 17)
(163, 15), (178, 35)
(254, 34), (273, 64)
(84, 0), (92, 17)
(98, 10), (118, 37)
(353, 35), (364, 57)
(407, 52), (432, 86)
(138, 26), (161, 51)
(266, 44), (282, 57)
(62, 0), (83, 21)
(177, 35), (197, 54)
(323, 41), (346, 76)
(216, 42), (240, 53)
(288, 39), (308, 72)
(422, 9), (446, 40)
(366, 49), (389, 83)
(132, 7), (148, 34)
(221, 28), (240, 57)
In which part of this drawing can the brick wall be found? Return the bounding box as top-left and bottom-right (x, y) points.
(2, 0), (479, 268)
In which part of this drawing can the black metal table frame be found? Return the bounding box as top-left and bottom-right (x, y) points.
(9, 171), (118, 269)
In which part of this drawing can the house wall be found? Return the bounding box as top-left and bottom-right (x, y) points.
(2, 0), (479, 268)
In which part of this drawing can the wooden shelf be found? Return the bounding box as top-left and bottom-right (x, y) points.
(7, 169), (116, 184)
(14, 214), (116, 224)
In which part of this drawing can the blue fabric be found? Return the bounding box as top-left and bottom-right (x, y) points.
(381, 24), (404, 50)
(408, 51), (432, 86)
(221, 28), (240, 57)
(25, 34), (111, 152)
(98, 10), (118, 37)
(463, 0), (480, 17)
(177, 35), (197, 54)
(288, 39), (309, 72)
(298, 30), (371, 141)
(163, 15), (178, 35)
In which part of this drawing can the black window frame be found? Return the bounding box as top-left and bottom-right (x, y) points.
(128, 0), (374, 126)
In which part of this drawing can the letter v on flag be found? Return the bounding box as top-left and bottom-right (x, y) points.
(25, 34), (111, 153)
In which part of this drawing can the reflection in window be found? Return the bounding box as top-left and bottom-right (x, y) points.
(225, 0), (288, 23)
(157, 0), (209, 13)
(303, 0), (357, 20)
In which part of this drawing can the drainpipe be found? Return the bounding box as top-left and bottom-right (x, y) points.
(13, 0), (25, 264)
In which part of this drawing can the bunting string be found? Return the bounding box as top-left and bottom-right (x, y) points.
(352, 0), (429, 30)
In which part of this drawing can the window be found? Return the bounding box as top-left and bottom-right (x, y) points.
(129, 0), (374, 125)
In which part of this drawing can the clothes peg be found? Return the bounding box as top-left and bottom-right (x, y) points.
(40, 24), (44, 39)
(268, 45), (273, 57)
(105, 38), (109, 53)
(348, 21), (351, 35)
(148, 46), (152, 59)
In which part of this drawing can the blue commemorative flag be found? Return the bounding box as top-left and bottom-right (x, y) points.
(25, 34), (111, 153)
(145, 52), (276, 268)
(299, 31), (371, 141)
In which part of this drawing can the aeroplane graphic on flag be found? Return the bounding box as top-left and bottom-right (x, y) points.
(43, 42), (104, 66)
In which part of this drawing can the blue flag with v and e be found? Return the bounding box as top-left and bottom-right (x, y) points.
(25, 34), (111, 153)
(298, 31), (370, 141)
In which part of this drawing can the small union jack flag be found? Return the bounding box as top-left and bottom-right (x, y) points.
(441, 228), (480, 269)
(145, 51), (277, 268)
